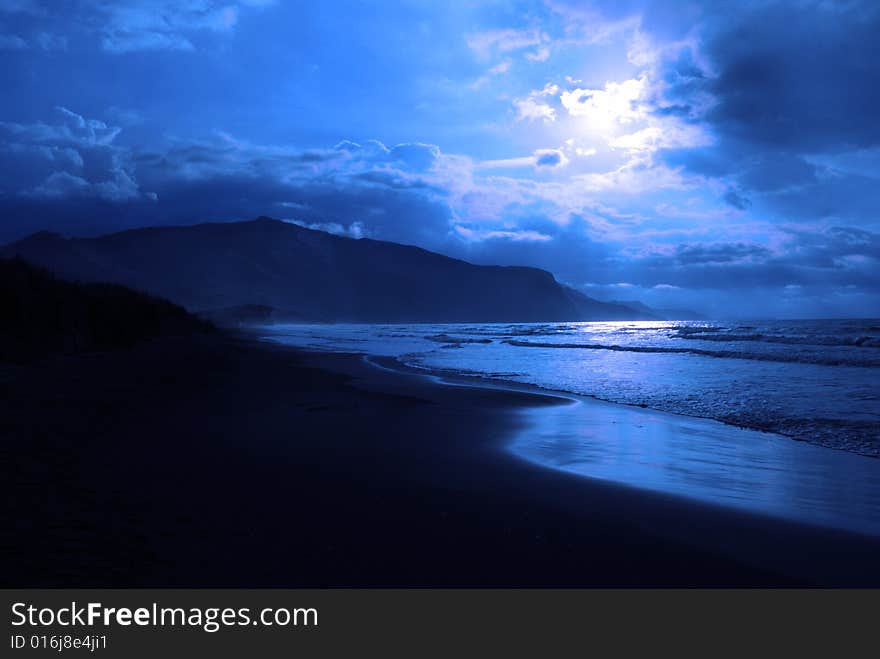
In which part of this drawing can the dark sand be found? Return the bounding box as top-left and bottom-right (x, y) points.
(2, 334), (878, 587)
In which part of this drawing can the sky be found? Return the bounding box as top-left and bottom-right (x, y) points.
(1, 0), (879, 318)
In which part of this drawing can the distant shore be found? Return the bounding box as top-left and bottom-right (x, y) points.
(2, 333), (879, 586)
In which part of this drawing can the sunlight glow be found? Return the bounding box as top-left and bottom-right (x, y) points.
(560, 77), (646, 132)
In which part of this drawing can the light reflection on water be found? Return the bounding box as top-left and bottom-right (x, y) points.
(509, 396), (880, 537)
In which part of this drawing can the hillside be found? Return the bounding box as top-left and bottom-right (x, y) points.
(0, 257), (210, 362)
(1, 217), (652, 323)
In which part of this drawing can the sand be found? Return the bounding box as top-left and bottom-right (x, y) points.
(2, 333), (878, 586)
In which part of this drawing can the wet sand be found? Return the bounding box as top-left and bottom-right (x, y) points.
(2, 334), (879, 586)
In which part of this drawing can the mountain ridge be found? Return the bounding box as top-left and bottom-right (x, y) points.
(2, 217), (657, 323)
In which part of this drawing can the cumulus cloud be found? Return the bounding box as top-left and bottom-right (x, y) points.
(513, 96), (556, 123)
(0, 106), (150, 204)
(388, 142), (440, 172)
(513, 33), (710, 170)
(561, 77), (646, 127)
(513, 83), (558, 123)
(0, 127), (457, 244)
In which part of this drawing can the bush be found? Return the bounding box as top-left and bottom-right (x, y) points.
(0, 257), (212, 362)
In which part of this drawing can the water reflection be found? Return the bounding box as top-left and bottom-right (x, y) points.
(509, 397), (880, 537)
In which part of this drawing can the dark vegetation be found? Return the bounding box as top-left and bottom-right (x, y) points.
(0, 257), (211, 362)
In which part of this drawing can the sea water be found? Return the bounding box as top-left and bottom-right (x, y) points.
(262, 319), (880, 535)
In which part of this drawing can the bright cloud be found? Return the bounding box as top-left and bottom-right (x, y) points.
(513, 83), (558, 123)
(560, 77), (647, 129)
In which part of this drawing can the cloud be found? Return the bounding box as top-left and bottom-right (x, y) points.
(525, 46), (549, 62)
(466, 28), (544, 58)
(673, 242), (771, 265)
(0, 1), (264, 55)
(387, 142), (440, 172)
(0, 106), (121, 148)
(545, 1), (640, 46)
(1, 108), (876, 316)
(477, 148), (570, 171)
(0, 124), (457, 244)
(517, 38), (710, 159)
(561, 77), (646, 127)
(643, 0), (880, 225)
(513, 83), (558, 123)
(611, 226), (880, 296)
(488, 59), (512, 75)
(73, 0), (274, 53)
(470, 57), (516, 89)
(513, 96), (556, 123)
(26, 171), (90, 198)
(699, 4), (880, 152)
(722, 188), (750, 210)
(24, 168), (143, 202)
(0, 106), (150, 204)
(288, 219), (366, 239)
(534, 149), (567, 169)
(454, 226), (553, 243)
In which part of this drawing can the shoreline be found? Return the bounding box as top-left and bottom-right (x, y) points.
(348, 351), (880, 537)
(293, 346), (880, 582)
(374, 352), (880, 460)
(3, 333), (880, 587)
(255, 322), (880, 459)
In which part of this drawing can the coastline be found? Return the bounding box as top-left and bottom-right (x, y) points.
(258, 320), (880, 458)
(3, 332), (879, 587)
(349, 352), (880, 537)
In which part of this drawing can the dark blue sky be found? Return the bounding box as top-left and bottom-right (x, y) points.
(1, 0), (879, 317)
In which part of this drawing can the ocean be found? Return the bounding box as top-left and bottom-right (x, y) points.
(261, 319), (880, 535)
(263, 319), (880, 455)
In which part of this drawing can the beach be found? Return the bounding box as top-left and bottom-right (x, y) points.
(2, 333), (879, 587)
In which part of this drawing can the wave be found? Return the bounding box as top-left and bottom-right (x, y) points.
(670, 328), (880, 348)
(502, 339), (877, 367)
(426, 333), (493, 344)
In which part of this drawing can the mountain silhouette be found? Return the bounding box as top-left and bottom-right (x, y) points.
(2, 217), (653, 323)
